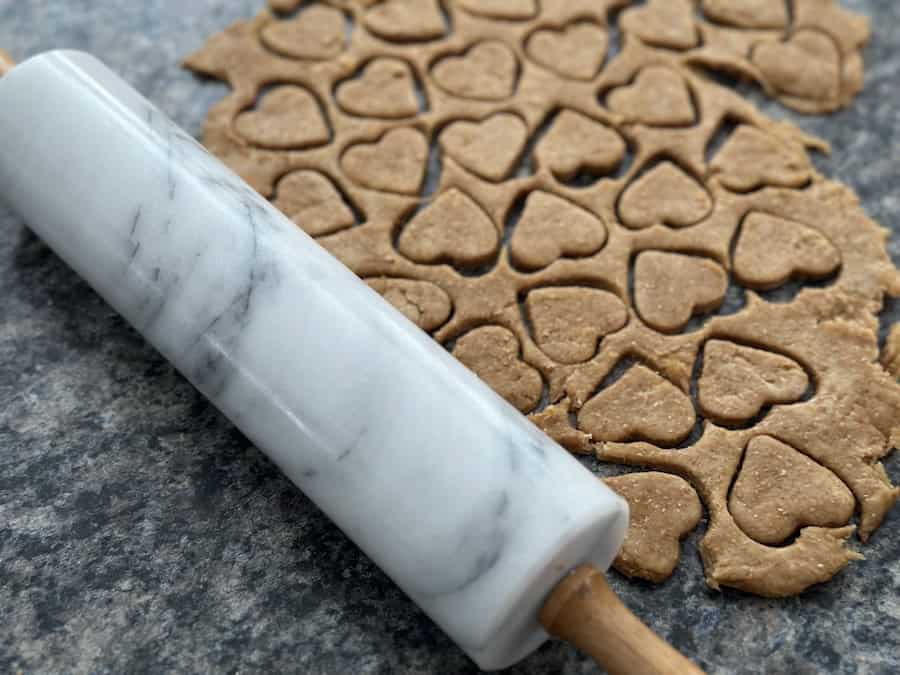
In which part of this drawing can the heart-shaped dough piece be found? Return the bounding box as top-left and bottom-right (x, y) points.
(510, 191), (607, 270)
(260, 5), (345, 60)
(701, 0), (788, 29)
(431, 41), (517, 101)
(456, 0), (537, 20)
(605, 473), (702, 582)
(634, 251), (727, 333)
(730, 436), (855, 545)
(364, 0), (446, 42)
(526, 21), (608, 81)
(440, 113), (527, 182)
(397, 188), (499, 268)
(578, 364), (695, 444)
(752, 30), (841, 103)
(534, 110), (626, 181)
(525, 287), (627, 363)
(620, 0), (698, 50)
(234, 86), (330, 150)
(453, 326), (543, 413)
(733, 213), (841, 289)
(607, 66), (696, 126)
(618, 162), (712, 230)
(273, 170), (356, 236)
(336, 58), (419, 119)
(341, 127), (427, 195)
(709, 125), (810, 192)
(366, 278), (452, 332)
(699, 340), (809, 423)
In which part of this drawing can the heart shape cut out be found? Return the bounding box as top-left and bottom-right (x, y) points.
(364, 0), (446, 42)
(578, 364), (695, 444)
(397, 188), (499, 268)
(534, 110), (626, 181)
(341, 127), (427, 195)
(752, 30), (841, 103)
(431, 40), (519, 101)
(525, 286), (627, 363)
(607, 66), (696, 126)
(456, 0), (537, 20)
(261, 5), (346, 60)
(431, 41), (518, 101)
(510, 191), (608, 270)
(336, 58), (420, 119)
(730, 436), (855, 545)
(366, 278), (452, 332)
(699, 339), (809, 423)
(234, 86), (330, 150)
(453, 326), (543, 413)
(733, 212), (841, 290)
(634, 251), (727, 333)
(701, 0), (788, 29)
(526, 21), (608, 81)
(709, 125), (810, 192)
(620, 0), (698, 50)
(618, 162), (712, 230)
(273, 170), (356, 237)
(440, 113), (528, 182)
(604, 472), (702, 582)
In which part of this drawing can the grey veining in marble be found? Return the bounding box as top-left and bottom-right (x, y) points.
(0, 1), (898, 674)
(0, 51), (626, 670)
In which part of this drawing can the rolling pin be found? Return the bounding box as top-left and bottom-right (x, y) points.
(0, 50), (702, 674)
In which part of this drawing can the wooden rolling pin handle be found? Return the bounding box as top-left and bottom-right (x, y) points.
(540, 566), (706, 675)
(0, 50), (15, 77)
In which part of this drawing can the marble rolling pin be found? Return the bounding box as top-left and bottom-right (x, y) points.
(0, 51), (702, 674)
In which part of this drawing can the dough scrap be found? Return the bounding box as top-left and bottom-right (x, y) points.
(187, 0), (898, 596)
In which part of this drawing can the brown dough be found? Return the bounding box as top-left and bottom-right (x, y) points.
(578, 365), (695, 445)
(526, 21), (608, 81)
(633, 251), (728, 333)
(732, 212), (841, 290)
(604, 472), (703, 582)
(187, 0), (898, 596)
(452, 325), (543, 413)
(729, 436), (856, 546)
(272, 170), (356, 236)
(525, 286), (627, 363)
(260, 5), (345, 60)
(366, 278), (453, 331)
(509, 191), (607, 271)
(431, 41), (518, 101)
(698, 340), (809, 423)
(607, 66), (696, 127)
(336, 58), (419, 119)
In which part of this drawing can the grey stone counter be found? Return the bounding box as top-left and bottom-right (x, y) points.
(0, 1), (897, 673)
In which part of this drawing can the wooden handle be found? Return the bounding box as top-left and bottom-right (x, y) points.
(0, 50), (14, 77)
(540, 566), (705, 675)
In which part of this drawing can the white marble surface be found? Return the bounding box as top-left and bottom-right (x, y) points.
(0, 51), (627, 670)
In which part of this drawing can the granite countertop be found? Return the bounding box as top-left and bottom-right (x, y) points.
(1, 1), (898, 673)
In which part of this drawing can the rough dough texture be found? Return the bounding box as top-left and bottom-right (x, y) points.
(187, 0), (898, 596)
(729, 436), (856, 546)
(604, 472), (703, 582)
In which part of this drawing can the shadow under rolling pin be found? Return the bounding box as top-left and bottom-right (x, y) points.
(0, 50), (703, 674)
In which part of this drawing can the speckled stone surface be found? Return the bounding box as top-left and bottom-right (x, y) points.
(0, 2), (897, 673)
